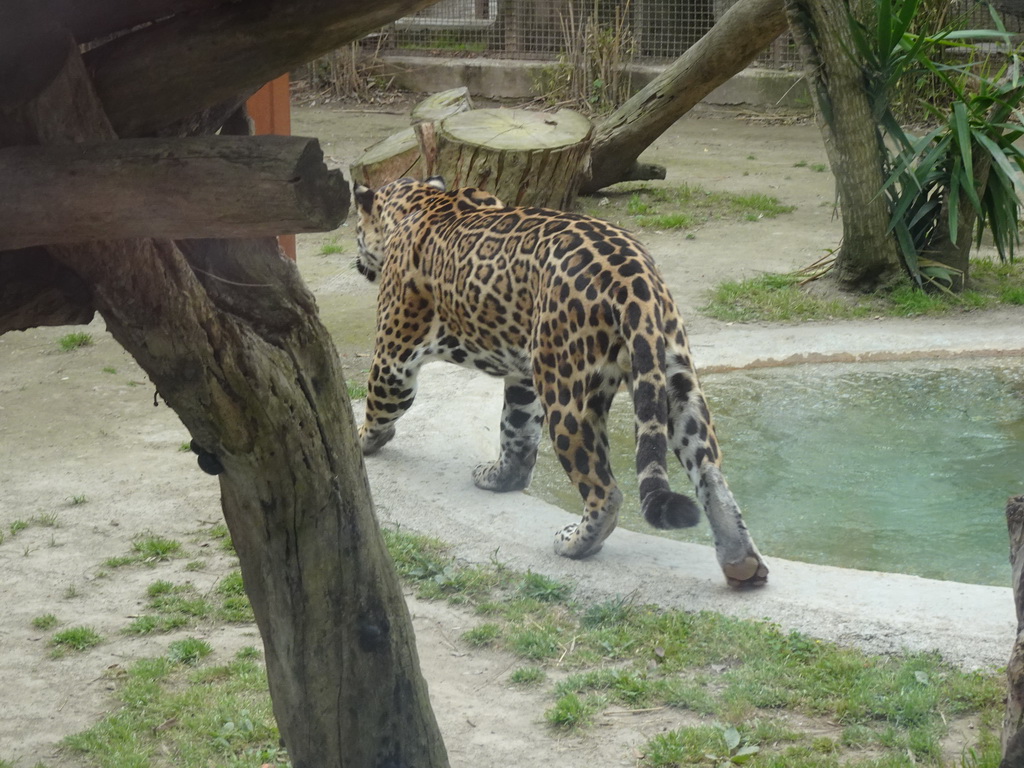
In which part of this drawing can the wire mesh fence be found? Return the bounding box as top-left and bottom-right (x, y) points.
(372, 0), (1022, 69)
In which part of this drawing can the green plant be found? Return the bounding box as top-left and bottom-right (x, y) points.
(69, 494), (87, 506)
(319, 238), (344, 255)
(58, 332), (93, 351)
(101, 365), (117, 374)
(10, 519), (28, 535)
(519, 571), (572, 603)
(133, 535), (182, 562)
(849, 0), (1024, 288)
(167, 637), (213, 665)
(462, 623), (502, 647)
(544, 692), (597, 730)
(509, 666), (545, 685)
(52, 626), (102, 653)
(32, 613), (58, 630)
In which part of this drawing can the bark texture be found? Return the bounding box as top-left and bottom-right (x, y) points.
(1004, 494), (1024, 768)
(2, 38), (449, 768)
(0, 136), (348, 250)
(785, 0), (901, 289)
(583, 0), (789, 193)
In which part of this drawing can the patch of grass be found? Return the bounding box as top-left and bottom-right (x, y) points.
(32, 613), (59, 630)
(545, 692), (598, 730)
(509, 666), (546, 686)
(101, 365), (117, 374)
(704, 273), (866, 322)
(52, 626), (102, 654)
(217, 570), (254, 622)
(580, 181), (795, 232)
(34, 511), (61, 527)
(319, 238), (344, 255)
(346, 379), (368, 400)
(69, 494), (87, 506)
(106, 535), (185, 567)
(462, 622), (502, 647)
(58, 332), (93, 351)
(167, 637), (213, 665)
(10, 519), (29, 536)
(704, 259), (1024, 323)
(64, 649), (283, 767)
(519, 571), (572, 603)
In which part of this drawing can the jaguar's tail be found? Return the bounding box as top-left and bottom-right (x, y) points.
(624, 304), (702, 531)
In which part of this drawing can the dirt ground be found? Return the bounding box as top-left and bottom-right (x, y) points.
(0, 100), (1017, 767)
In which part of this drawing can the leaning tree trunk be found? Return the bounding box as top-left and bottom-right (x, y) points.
(582, 0), (790, 193)
(785, 0), (902, 290)
(0, 39), (449, 768)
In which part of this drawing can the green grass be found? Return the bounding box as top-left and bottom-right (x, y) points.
(52, 626), (102, 654)
(704, 258), (1024, 322)
(60, 526), (1004, 767)
(319, 238), (344, 256)
(32, 613), (59, 630)
(58, 332), (93, 351)
(105, 535), (185, 568)
(580, 182), (796, 232)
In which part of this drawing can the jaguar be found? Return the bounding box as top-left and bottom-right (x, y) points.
(352, 176), (768, 587)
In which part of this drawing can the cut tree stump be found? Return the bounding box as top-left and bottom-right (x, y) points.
(426, 108), (592, 210)
(350, 127), (422, 189)
(352, 106), (593, 210)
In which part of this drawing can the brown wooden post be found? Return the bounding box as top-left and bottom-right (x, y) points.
(1003, 494), (1024, 767)
(248, 75), (297, 260)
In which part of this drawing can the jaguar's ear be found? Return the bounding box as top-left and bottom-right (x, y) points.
(425, 175), (447, 191)
(354, 184), (374, 213)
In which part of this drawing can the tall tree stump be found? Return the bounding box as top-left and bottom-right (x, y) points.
(349, 127), (423, 189)
(1003, 494), (1024, 767)
(426, 107), (592, 209)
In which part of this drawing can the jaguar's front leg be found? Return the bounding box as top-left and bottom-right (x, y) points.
(358, 355), (420, 456)
(472, 375), (544, 492)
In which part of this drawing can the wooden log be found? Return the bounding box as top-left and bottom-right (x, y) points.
(2, 38), (450, 768)
(428, 107), (593, 209)
(350, 127), (424, 188)
(77, 0), (442, 137)
(0, 136), (349, 250)
(0, 248), (94, 334)
(351, 88), (473, 188)
(1003, 494), (1024, 767)
(410, 86), (473, 123)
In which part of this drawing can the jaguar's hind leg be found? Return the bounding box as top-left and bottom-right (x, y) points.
(666, 347), (769, 587)
(544, 370), (623, 559)
(473, 375), (544, 492)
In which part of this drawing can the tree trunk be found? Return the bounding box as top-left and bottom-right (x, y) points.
(0, 247), (94, 333)
(2, 38), (450, 768)
(425, 108), (593, 209)
(583, 0), (789, 193)
(785, 0), (902, 290)
(1003, 494), (1024, 768)
(0, 136), (348, 250)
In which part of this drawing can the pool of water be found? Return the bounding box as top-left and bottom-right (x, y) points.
(528, 358), (1024, 585)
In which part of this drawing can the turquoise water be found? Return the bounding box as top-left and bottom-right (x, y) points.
(528, 358), (1024, 586)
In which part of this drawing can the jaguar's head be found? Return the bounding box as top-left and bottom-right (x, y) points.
(352, 176), (447, 284)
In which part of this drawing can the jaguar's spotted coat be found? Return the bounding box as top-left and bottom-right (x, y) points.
(353, 177), (767, 587)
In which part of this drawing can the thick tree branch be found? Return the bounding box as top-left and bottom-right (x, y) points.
(584, 0), (788, 193)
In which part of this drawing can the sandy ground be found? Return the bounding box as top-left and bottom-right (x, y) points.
(2, 100), (1023, 767)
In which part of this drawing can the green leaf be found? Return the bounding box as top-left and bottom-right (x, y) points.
(723, 726), (741, 752)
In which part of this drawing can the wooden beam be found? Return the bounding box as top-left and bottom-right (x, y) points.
(81, 0), (442, 137)
(0, 136), (349, 250)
